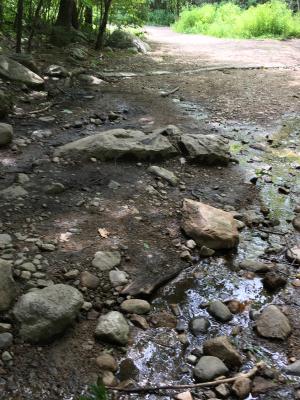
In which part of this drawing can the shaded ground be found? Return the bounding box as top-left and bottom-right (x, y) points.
(0, 28), (299, 399)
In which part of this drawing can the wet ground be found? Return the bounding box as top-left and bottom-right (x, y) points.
(0, 27), (300, 399)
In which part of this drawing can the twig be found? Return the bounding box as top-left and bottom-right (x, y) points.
(160, 86), (180, 97)
(28, 102), (55, 115)
(108, 362), (265, 393)
(256, 227), (286, 236)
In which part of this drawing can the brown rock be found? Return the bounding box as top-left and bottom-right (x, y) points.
(80, 271), (100, 289)
(252, 376), (278, 395)
(101, 370), (117, 386)
(203, 336), (242, 368)
(96, 353), (118, 372)
(130, 314), (149, 330)
(256, 305), (291, 340)
(262, 272), (287, 292)
(293, 216), (300, 231)
(150, 311), (177, 328)
(232, 377), (252, 399)
(182, 199), (239, 250)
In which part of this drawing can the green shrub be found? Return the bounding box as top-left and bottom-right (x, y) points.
(173, 1), (300, 39)
(148, 9), (176, 26)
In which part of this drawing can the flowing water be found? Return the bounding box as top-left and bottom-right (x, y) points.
(120, 107), (300, 399)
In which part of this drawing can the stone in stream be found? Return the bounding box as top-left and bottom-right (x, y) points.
(262, 272), (287, 292)
(292, 216), (300, 231)
(92, 251), (121, 271)
(0, 55), (44, 87)
(208, 300), (233, 322)
(54, 129), (178, 161)
(0, 259), (17, 312)
(95, 311), (129, 345)
(182, 199), (239, 250)
(96, 353), (118, 372)
(178, 133), (231, 165)
(13, 284), (84, 343)
(147, 165), (178, 186)
(285, 360), (300, 376)
(255, 305), (291, 340)
(239, 259), (274, 273)
(203, 336), (242, 368)
(0, 332), (13, 349)
(287, 246), (300, 264)
(232, 377), (252, 399)
(193, 356), (228, 382)
(44, 182), (65, 194)
(190, 317), (210, 335)
(120, 299), (151, 315)
(0, 123), (13, 146)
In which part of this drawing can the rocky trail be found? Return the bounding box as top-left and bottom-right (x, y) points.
(0, 27), (300, 400)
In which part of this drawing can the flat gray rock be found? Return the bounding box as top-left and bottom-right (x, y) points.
(54, 129), (178, 161)
(239, 259), (274, 273)
(148, 165), (178, 186)
(0, 185), (28, 200)
(179, 133), (231, 165)
(95, 311), (129, 345)
(285, 360), (300, 376)
(194, 356), (228, 382)
(0, 55), (44, 88)
(13, 284), (83, 343)
(92, 251), (121, 271)
(256, 305), (291, 340)
(0, 259), (17, 312)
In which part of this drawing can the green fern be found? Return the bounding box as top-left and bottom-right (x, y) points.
(79, 382), (109, 400)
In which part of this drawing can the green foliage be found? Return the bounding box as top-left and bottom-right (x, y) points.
(79, 383), (109, 400)
(173, 1), (300, 39)
(110, 0), (149, 27)
(148, 9), (176, 25)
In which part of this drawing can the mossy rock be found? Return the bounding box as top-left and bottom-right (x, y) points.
(50, 27), (88, 47)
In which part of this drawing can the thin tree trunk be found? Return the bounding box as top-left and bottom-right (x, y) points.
(27, 0), (44, 52)
(95, 0), (112, 50)
(16, 0), (24, 53)
(0, 0), (4, 27)
(84, 6), (93, 25)
(71, 0), (79, 29)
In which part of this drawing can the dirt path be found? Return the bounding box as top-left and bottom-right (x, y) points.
(0, 28), (300, 400)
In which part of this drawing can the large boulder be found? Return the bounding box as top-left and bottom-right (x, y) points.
(0, 55), (44, 88)
(54, 129), (178, 161)
(13, 284), (84, 343)
(0, 123), (13, 146)
(256, 305), (291, 340)
(0, 259), (17, 312)
(179, 134), (231, 165)
(182, 199), (239, 250)
(95, 311), (129, 345)
(203, 336), (242, 368)
(107, 30), (150, 53)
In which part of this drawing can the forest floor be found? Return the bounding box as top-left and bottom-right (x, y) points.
(0, 27), (300, 400)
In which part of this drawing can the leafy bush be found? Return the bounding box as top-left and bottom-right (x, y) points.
(148, 9), (176, 26)
(173, 1), (300, 39)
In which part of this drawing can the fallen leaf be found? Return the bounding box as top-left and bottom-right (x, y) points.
(98, 228), (110, 238)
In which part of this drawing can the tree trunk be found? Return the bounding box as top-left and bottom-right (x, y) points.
(71, 0), (79, 29)
(56, 0), (73, 28)
(0, 0), (4, 27)
(27, 0), (44, 52)
(84, 6), (93, 25)
(16, 0), (24, 53)
(95, 0), (112, 50)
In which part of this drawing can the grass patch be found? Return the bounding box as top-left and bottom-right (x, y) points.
(173, 1), (300, 39)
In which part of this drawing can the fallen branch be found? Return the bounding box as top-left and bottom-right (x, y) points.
(160, 86), (180, 97)
(108, 361), (265, 393)
(28, 102), (55, 115)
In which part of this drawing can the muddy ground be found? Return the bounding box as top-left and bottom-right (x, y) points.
(0, 27), (300, 399)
